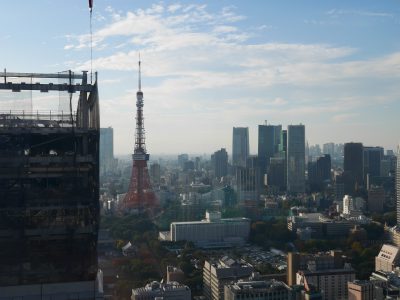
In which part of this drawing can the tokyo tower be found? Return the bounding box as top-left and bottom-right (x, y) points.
(120, 58), (157, 214)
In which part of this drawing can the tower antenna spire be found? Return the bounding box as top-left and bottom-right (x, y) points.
(138, 52), (141, 91)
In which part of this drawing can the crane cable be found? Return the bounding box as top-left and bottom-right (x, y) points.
(89, 0), (93, 84)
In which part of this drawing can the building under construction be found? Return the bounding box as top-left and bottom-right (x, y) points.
(0, 71), (103, 298)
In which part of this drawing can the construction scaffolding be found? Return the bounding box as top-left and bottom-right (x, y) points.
(0, 71), (100, 287)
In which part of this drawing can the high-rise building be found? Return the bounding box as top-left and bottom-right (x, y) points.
(364, 146), (384, 179)
(287, 125), (306, 193)
(212, 148), (228, 178)
(232, 127), (249, 167)
(367, 186), (384, 213)
(258, 122), (281, 181)
(100, 127), (114, 174)
(258, 124), (275, 169)
(344, 142), (364, 194)
(267, 157), (286, 192)
(323, 143), (335, 158)
(397, 145), (400, 225)
(0, 71), (102, 298)
(178, 154), (189, 168)
(235, 166), (260, 203)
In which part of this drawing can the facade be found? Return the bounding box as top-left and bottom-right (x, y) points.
(287, 125), (305, 193)
(296, 267), (355, 300)
(287, 213), (353, 239)
(287, 251), (345, 287)
(344, 142), (364, 194)
(100, 127), (114, 174)
(0, 71), (102, 298)
(162, 211), (250, 247)
(267, 157), (286, 191)
(224, 279), (291, 300)
(235, 165), (260, 203)
(131, 281), (191, 300)
(375, 244), (400, 272)
(203, 257), (254, 300)
(347, 280), (374, 300)
(212, 148), (228, 178)
(232, 127), (249, 167)
(367, 186), (385, 213)
(258, 123), (281, 174)
(363, 146), (384, 179)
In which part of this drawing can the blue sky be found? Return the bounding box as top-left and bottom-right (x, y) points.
(1, 1), (399, 154)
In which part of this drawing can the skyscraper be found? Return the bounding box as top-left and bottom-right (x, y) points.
(232, 127), (249, 167)
(364, 146), (384, 178)
(287, 125), (306, 193)
(323, 142), (335, 158)
(397, 145), (400, 225)
(100, 127), (114, 175)
(212, 148), (228, 178)
(344, 142), (364, 194)
(258, 123), (281, 176)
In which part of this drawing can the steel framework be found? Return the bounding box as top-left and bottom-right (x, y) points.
(119, 60), (157, 214)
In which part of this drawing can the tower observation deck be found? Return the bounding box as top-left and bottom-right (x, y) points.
(119, 60), (158, 214)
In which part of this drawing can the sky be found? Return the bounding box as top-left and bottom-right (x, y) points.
(0, 0), (399, 155)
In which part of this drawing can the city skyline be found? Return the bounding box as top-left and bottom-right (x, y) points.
(1, 0), (399, 154)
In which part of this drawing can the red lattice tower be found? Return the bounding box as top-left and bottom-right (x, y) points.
(120, 59), (157, 214)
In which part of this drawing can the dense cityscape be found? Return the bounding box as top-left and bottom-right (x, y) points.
(97, 117), (399, 299)
(0, 1), (399, 300)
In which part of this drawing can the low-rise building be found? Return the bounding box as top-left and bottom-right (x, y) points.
(347, 280), (374, 300)
(288, 251), (355, 300)
(167, 265), (185, 283)
(203, 256), (254, 300)
(160, 211), (250, 248)
(375, 244), (400, 272)
(288, 213), (356, 239)
(297, 266), (355, 300)
(224, 279), (291, 300)
(131, 281), (191, 300)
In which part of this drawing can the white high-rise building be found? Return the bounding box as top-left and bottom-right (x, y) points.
(287, 125), (305, 193)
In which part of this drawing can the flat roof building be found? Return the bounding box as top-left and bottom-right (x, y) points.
(203, 256), (254, 300)
(160, 211), (250, 248)
(224, 279), (291, 300)
(131, 281), (191, 300)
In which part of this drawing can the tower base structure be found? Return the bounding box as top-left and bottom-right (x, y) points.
(120, 159), (158, 215)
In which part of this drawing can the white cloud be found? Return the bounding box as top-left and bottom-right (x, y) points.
(62, 2), (400, 153)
